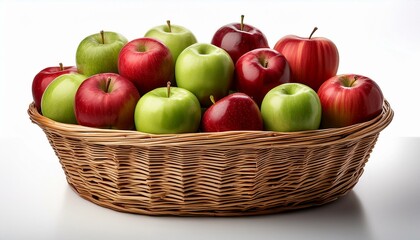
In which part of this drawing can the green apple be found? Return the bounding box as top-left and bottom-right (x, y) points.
(261, 83), (321, 132)
(134, 83), (201, 134)
(41, 73), (87, 124)
(144, 20), (197, 63)
(76, 30), (128, 77)
(175, 43), (234, 107)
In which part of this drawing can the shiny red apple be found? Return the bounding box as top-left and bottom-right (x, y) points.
(118, 37), (174, 95)
(317, 74), (384, 128)
(235, 48), (291, 106)
(211, 15), (269, 63)
(74, 73), (140, 130)
(201, 93), (263, 132)
(274, 27), (339, 91)
(32, 63), (78, 112)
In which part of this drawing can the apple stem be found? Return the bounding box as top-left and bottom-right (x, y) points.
(167, 81), (171, 98)
(100, 30), (105, 44)
(210, 95), (216, 105)
(59, 62), (64, 71)
(166, 20), (172, 33)
(309, 27), (318, 39)
(262, 58), (269, 68)
(258, 57), (269, 68)
(240, 15), (245, 31)
(349, 75), (358, 87)
(105, 77), (112, 93)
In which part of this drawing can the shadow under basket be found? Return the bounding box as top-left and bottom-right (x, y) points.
(28, 100), (393, 216)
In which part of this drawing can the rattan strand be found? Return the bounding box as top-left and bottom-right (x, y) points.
(28, 100), (393, 216)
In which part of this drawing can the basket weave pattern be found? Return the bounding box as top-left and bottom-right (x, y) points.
(28, 100), (393, 216)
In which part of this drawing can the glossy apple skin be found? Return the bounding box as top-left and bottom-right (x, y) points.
(261, 83), (321, 132)
(134, 86), (201, 134)
(201, 93), (263, 132)
(211, 23), (269, 63)
(76, 31), (128, 77)
(317, 74), (384, 128)
(144, 24), (197, 63)
(74, 73), (140, 130)
(235, 48), (291, 106)
(41, 73), (87, 124)
(32, 65), (78, 112)
(274, 33), (339, 91)
(118, 37), (174, 95)
(175, 43), (234, 107)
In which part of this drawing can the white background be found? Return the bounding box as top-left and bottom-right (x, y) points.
(0, 0), (419, 239)
(0, 0), (419, 137)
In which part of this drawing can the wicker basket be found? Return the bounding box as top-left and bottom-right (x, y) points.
(28, 100), (393, 216)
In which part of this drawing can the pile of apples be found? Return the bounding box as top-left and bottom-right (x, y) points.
(32, 16), (384, 134)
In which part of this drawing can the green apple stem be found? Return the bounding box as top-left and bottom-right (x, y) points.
(210, 95), (216, 105)
(309, 27), (318, 39)
(240, 15), (245, 31)
(167, 81), (171, 98)
(59, 62), (64, 71)
(100, 30), (105, 44)
(166, 20), (172, 33)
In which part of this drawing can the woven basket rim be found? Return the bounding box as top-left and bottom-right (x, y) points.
(28, 100), (393, 148)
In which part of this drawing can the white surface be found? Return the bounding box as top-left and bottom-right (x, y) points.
(0, 0), (419, 239)
(1, 136), (419, 240)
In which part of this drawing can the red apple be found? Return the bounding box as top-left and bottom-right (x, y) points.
(235, 48), (291, 106)
(317, 74), (384, 128)
(74, 73), (140, 130)
(211, 15), (269, 64)
(201, 93), (263, 132)
(118, 37), (174, 94)
(274, 27), (339, 91)
(32, 63), (78, 112)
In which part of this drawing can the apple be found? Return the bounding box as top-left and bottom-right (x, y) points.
(273, 27), (339, 91)
(261, 83), (321, 132)
(32, 63), (78, 112)
(144, 20), (197, 63)
(201, 93), (263, 132)
(74, 73), (140, 130)
(134, 82), (201, 134)
(235, 48), (291, 106)
(211, 15), (269, 63)
(175, 43), (234, 107)
(41, 73), (87, 124)
(76, 30), (128, 77)
(317, 74), (384, 128)
(118, 37), (174, 95)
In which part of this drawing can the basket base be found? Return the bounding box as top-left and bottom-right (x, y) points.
(66, 178), (355, 217)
